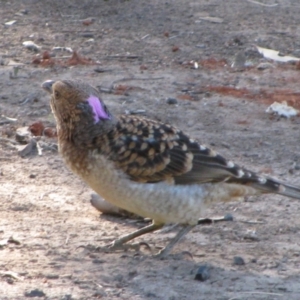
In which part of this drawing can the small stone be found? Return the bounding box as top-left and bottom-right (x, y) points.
(6, 278), (14, 284)
(92, 259), (105, 264)
(16, 127), (32, 144)
(29, 174), (36, 179)
(23, 41), (41, 52)
(223, 213), (234, 221)
(196, 44), (206, 48)
(294, 164), (300, 171)
(61, 295), (72, 300)
(20, 9), (29, 15)
(5, 20), (17, 26)
(24, 289), (46, 297)
(194, 264), (210, 281)
(93, 290), (107, 298)
(79, 32), (94, 38)
(18, 139), (37, 157)
(221, 142), (231, 149)
(233, 256), (245, 266)
(166, 98), (178, 105)
(45, 273), (59, 279)
(257, 62), (274, 70)
(231, 50), (246, 70)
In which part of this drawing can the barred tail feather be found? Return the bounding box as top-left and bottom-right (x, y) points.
(251, 178), (300, 200)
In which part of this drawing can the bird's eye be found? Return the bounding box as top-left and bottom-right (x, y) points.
(54, 91), (60, 98)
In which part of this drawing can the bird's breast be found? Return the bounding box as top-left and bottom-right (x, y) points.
(59, 142), (258, 225)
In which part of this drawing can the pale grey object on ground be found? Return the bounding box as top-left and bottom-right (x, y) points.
(90, 193), (136, 217)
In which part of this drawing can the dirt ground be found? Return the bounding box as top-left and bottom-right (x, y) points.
(1, 0), (300, 299)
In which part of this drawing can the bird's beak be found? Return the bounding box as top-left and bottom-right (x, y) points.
(42, 80), (56, 94)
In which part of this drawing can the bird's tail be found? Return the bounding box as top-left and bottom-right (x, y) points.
(250, 177), (300, 200)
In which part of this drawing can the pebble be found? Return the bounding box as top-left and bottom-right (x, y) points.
(23, 41), (41, 52)
(233, 256), (245, 266)
(257, 62), (274, 70)
(45, 273), (59, 279)
(223, 213), (234, 221)
(92, 259), (106, 264)
(93, 290), (107, 298)
(61, 295), (72, 300)
(24, 289), (45, 297)
(18, 139), (37, 157)
(79, 32), (94, 38)
(194, 264), (210, 281)
(15, 127), (32, 144)
(294, 164), (300, 171)
(5, 20), (17, 26)
(166, 98), (178, 105)
(231, 50), (246, 70)
(196, 44), (206, 48)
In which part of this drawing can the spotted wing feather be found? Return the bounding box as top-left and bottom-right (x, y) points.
(94, 115), (248, 184)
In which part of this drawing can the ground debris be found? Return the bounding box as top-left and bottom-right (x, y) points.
(256, 45), (300, 63)
(0, 236), (21, 248)
(0, 271), (23, 281)
(24, 289), (46, 298)
(18, 138), (37, 157)
(233, 256), (245, 266)
(266, 101), (299, 118)
(23, 41), (41, 52)
(16, 126), (32, 144)
(194, 264), (210, 281)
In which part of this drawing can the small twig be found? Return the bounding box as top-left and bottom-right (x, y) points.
(92, 280), (114, 288)
(141, 34), (150, 40)
(229, 291), (283, 300)
(0, 271), (23, 281)
(246, 0), (278, 7)
(111, 76), (164, 86)
(1, 115), (17, 122)
(36, 141), (43, 156)
(0, 157), (13, 161)
(106, 55), (141, 59)
(65, 234), (70, 245)
(0, 137), (18, 145)
(238, 220), (266, 225)
(92, 281), (104, 289)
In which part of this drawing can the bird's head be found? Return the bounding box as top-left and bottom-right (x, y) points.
(42, 79), (115, 141)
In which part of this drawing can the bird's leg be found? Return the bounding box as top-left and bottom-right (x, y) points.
(155, 214), (233, 258)
(155, 225), (195, 259)
(102, 215), (233, 254)
(107, 222), (163, 251)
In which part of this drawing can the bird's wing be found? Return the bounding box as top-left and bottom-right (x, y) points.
(93, 115), (300, 200)
(96, 115), (250, 184)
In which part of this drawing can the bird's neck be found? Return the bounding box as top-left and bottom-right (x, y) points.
(56, 115), (118, 149)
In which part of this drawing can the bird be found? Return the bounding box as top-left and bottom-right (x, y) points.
(42, 79), (300, 257)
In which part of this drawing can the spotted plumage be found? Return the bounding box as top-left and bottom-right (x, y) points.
(42, 79), (300, 257)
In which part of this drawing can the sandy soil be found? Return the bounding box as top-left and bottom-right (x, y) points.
(1, 0), (300, 299)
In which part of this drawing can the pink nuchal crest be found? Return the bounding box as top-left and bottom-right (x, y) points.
(87, 95), (110, 123)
